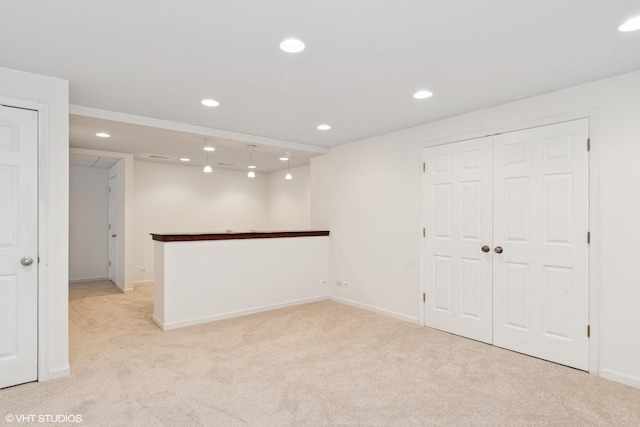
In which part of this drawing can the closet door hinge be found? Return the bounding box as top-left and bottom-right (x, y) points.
(587, 138), (591, 152)
(423, 293), (426, 303)
(423, 227), (426, 238)
(587, 231), (591, 244)
(587, 325), (591, 338)
(422, 162), (425, 172)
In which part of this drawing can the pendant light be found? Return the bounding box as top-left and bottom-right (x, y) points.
(247, 145), (256, 178)
(203, 139), (213, 173)
(285, 159), (292, 180)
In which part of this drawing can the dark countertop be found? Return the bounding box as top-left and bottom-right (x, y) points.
(151, 230), (330, 242)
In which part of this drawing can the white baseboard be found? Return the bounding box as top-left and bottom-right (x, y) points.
(39, 365), (70, 382)
(133, 280), (154, 285)
(329, 295), (420, 325)
(68, 276), (108, 284)
(599, 368), (640, 389)
(155, 295), (329, 331)
(152, 315), (164, 330)
(113, 282), (133, 294)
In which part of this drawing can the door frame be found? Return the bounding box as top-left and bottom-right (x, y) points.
(70, 148), (134, 292)
(419, 109), (600, 374)
(0, 95), (51, 382)
(108, 171), (118, 285)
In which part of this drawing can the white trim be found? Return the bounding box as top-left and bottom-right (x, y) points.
(419, 110), (600, 374)
(419, 108), (598, 149)
(587, 113), (600, 375)
(113, 281), (133, 294)
(155, 296), (329, 331)
(70, 105), (329, 155)
(37, 366), (70, 382)
(599, 368), (640, 390)
(69, 276), (109, 283)
(329, 296), (420, 325)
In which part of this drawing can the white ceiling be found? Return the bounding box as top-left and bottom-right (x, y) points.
(2, 1), (640, 169)
(69, 114), (319, 171)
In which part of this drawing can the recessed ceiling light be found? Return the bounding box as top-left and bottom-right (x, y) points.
(180, 158), (190, 162)
(317, 124), (331, 130)
(201, 99), (220, 107)
(280, 157), (289, 161)
(96, 132), (111, 138)
(413, 90), (433, 99)
(280, 38), (305, 53)
(619, 16), (640, 32)
(203, 146), (215, 152)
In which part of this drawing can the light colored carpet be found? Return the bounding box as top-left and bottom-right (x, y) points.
(2, 281), (640, 426)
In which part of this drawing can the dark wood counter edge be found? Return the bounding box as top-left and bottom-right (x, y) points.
(151, 230), (330, 242)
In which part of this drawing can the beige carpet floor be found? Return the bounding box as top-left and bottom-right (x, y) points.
(2, 281), (640, 426)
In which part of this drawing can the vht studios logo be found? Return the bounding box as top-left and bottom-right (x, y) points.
(5, 414), (83, 423)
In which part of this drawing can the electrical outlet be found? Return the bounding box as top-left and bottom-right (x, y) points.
(321, 280), (328, 285)
(140, 267), (147, 272)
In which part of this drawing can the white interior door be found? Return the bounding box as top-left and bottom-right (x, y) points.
(422, 119), (589, 370)
(423, 137), (494, 344)
(492, 119), (589, 370)
(0, 105), (38, 388)
(108, 173), (117, 284)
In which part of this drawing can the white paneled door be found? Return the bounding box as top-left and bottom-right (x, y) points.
(423, 119), (589, 370)
(423, 137), (494, 344)
(0, 105), (38, 388)
(492, 119), (589, 370)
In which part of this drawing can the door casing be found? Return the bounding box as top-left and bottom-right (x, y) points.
(0, 95), (53, 382)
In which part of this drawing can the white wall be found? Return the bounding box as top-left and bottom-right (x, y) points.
(311, 140), (421, 323)
(69, 166), (109, 282)
(134, 161), (271, 283)
(0, 66), (69, 381)
(311, 70), (640, 388)
(268, 164), (311, 230)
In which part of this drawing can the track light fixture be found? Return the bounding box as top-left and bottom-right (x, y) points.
(247, 145), (256, 178)
(203, 139), (213, 173)
(285, 159), (292, 180)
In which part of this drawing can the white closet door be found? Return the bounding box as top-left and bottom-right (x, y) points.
(0, 105), (38, 388)
(492, 119), (589, 370)
(423, 137), (493, 344)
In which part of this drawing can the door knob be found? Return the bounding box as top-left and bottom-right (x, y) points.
(481, 245), (490, 253)
(494, 246), (503, 254)
(20, 256), (34, 266)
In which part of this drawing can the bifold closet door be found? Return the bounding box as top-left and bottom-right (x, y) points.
(423, 137), (493, 344)
(492, 119), (589, 370)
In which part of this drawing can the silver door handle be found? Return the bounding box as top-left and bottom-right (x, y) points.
(20, 256), (34, 266)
